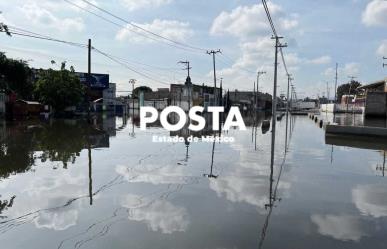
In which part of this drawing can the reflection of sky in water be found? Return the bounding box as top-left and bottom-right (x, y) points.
(0, 116), (386, 248)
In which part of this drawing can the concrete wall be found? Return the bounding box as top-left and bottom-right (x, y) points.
(364, 92), (387, 117)
(291, 101), (316, 110)
(320, 104), (335, 113)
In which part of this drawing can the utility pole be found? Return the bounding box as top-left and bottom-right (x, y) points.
(87, 39), (92, 121)
(87, 39), (92, 206)
(257, 71), (266, 110)
(178, 60), (192, 109)
(178, 60), (191, 77)
(286, 74), (293, 113)
(207, 49), (221, 106)
(253, 81), (256, 114)
(129, 79), (136, 117)
(334, 63), (338, 103)
(271, 36), (287, 129)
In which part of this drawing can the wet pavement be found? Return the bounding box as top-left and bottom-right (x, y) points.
(0, 114), (386, 249)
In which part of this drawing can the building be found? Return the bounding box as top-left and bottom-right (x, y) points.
(143, 89), (170, 111)
(358, 78), (387, 117)
(12, 100), (43, 117)
(170, 76), (221, 111)
(226, 90), (272, 112)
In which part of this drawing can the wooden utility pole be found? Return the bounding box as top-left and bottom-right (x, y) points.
(207, 49), (221, 106)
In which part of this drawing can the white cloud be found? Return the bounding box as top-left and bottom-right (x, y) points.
(20, 1), (84, 32)
(352, 184), (387, 218)
(120, 0), (173, 11)
(324, 62), (360, 78)
(307, 55), (331, 65)
(34, 209), (78, 231)
(121, 195), (189, 234)
(362, 0), (387, 27)
(116, 19), (193, 43)
(311, 214), (368, 242)
(377, 40), (387, 56)
(210, 3), (298, 39)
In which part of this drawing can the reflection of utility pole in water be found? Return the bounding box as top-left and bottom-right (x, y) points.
(259, 103), (292, 249)
(376, 151), (386, 177)
(184, 138), (190, 162)
(88, 142), (93, 205)
(86, 127), (93, 206)
(203, 139), (218, 179)
(204, 114), (218, 178)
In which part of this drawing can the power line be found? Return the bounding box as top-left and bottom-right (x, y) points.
(75, 0), (207, 53)
(93, 47), (172, 86)
(63, 0), (203, 53)
(2, 29), (87, 48)
(3, 26), (177, 86)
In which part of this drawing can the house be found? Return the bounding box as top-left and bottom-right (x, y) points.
(170, 76), (221, 111)
(12, 100), (43, 117)
(358, 78), (387, 117)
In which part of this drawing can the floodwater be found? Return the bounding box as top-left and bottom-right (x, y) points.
(0, 113), (386, 249)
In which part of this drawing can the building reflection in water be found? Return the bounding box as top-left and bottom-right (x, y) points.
(0, 116), (123, 211)
(325, 128), (387, 176)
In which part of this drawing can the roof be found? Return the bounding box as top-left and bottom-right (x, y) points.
(358, 78), (386, 90)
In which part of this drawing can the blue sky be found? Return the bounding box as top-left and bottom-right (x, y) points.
(0, 0), (386, 98)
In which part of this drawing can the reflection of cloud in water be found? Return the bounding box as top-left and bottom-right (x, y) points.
(311, 214), (367, 242)
(116, 165), (195, 185)
(210, 175), (269, 209)
(1, 171), (85, 232)
(121, 194), (189, 234)
(352, 184), (387, 218)
(34, 208), (78, 231)
(210, 138), (290, 210)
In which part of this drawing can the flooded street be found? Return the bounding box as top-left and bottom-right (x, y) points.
(0, 114), (387, 249)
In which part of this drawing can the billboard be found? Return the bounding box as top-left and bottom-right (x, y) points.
(76, 72), (109, 89)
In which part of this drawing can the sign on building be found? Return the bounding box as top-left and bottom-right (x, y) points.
(76, 72), (109, 89)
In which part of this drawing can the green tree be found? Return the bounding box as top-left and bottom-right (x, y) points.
(0, 52), (33, 99)
(133, 86), (152, 97)
(34, 62), (84, 112)
(336, 80), (361, 102)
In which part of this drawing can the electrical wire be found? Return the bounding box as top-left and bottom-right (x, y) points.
(64, 0), (207, 53)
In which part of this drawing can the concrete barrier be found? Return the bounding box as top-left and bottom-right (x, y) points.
(326, 124), (387, 137)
